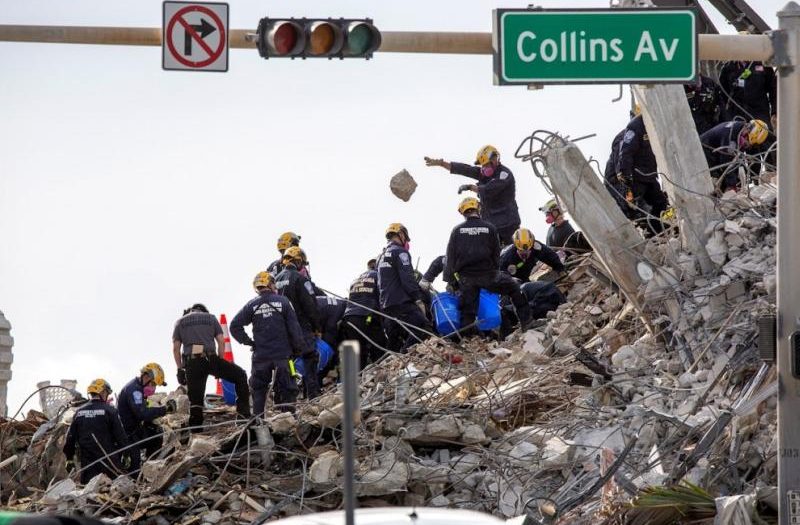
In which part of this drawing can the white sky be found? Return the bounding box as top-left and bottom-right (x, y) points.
(0, 0), (785, 415)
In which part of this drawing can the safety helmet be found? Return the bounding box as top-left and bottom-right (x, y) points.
(747, 119), (769, 146)
(282, 246), (305, 265)
(633, 103), (641, 117)
(538, 199), (560, 213)
(276, 232), (301, 252)
(474, 145), (499, 166)
(87, 378), (112, 396)
(512, 228), (535, 252)
(385, 223), (410, 241)
(458, 197), (481, 215)
(141, 362), (167, 386)
(253, 271), (273, 290)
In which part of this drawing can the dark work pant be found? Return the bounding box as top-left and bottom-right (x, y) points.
(126, 424), (163, 474)
(496, 225), (519, 247)
(185, 353), (251, 429)
(300, 332), (321, 399)
(459, 272), (530, 335)
(631, 178), (668, 235)
(78, 448), (121, 484)
(250, 359), (298, 415)
(383, 303), (431, 353)
(522, 281), (566, 319)
(341, 315), (387, 369)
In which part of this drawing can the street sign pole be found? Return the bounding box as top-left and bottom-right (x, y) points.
(777, 3), (800, 523)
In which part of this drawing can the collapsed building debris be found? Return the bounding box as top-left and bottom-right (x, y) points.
(389, 169), (417, 202)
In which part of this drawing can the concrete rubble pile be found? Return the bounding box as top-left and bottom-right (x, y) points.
(0, 188), (778, 524)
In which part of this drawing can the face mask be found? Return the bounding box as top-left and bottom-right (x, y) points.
(143, 385), (156, 398)
(403, 241), (411, 251)
(545, 213), (555, 224)
(738, 132), (749, 149)
(299, 267), (309, 278)
(480, 165), (495, 178)
(517, 250), (531, 260)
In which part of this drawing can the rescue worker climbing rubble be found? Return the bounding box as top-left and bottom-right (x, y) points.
(230, 272), (306, 415)
(377, 223), (431, 352)
(267, 232), (300, 277)
(718, 60), (777, 125)
(615, 114), (670, 236)
(172, 303), (250, 431)
(445, 197), (531, 337)
(117, 363), (175, 474)
(700, 119), (770, 192)
(498, 228), (564, 284)
(275, 246), (321, 399)
(63, 379), (128, 484)
(425, 145), (521, 245)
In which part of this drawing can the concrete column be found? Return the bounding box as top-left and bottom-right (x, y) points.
(0, 310), (14, 418)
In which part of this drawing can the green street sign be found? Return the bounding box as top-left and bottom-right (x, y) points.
(493, 9), (697, 85)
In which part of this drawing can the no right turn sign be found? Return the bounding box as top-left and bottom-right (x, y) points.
(163, 1), (229, 72)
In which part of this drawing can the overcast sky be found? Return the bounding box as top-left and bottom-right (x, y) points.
(0, 0), (785, 415)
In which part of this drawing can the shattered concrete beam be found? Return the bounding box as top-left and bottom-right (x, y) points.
(633, 84), (721, 274)
(542, 139), (649, 321)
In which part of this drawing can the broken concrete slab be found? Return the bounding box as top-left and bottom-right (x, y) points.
(390, 169), (417, 202)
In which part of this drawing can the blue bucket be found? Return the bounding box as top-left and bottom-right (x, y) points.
(432, 292), (461, 335)
(222, 380), (237, 406)
(293, 338), (334, 376)
(477, 290), (501, 330)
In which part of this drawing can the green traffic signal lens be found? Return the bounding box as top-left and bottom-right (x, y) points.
(347, 23), (373, 55)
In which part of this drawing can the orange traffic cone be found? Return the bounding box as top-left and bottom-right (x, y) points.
(218, 314), (236, 404)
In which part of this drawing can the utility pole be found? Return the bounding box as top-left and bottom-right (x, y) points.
(776, 3), (800, 523)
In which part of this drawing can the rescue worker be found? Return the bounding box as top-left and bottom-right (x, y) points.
(538, 200), (591, 253)
(231, 272), (307, 415)
(425, 145), (521, 245)
(63, 379), (128, 484)
(500, 281), (566, 337)
(172, 303), (250, 431)
(499, 228), (565, 283)
(616, 114), (669, 236)
(117, 364), (175, 474)
(700, 119), (770, 192)
(684, 74), (721, 134)
(718, 60), (777, 125)
(267, 232), (301, 277)
(316, 295), (346, 351)
(342, 259), (387, 369)
(445, 197), (531, 336)
(377, 223), (431, 352)
(275, 246), (321, 399)
(603, 129), (630, 215)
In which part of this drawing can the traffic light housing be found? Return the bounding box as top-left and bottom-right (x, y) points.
(256, 18), (381, 59)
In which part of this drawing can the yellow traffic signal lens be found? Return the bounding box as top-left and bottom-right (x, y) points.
(309, 22), (340, 56)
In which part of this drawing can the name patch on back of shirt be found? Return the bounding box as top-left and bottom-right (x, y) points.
(460, 227), (490, 235)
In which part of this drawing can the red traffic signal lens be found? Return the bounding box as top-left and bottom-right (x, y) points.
(269, 21), (304, 56)
(308, 22), (342, 56)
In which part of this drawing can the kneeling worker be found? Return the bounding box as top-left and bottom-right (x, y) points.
(445, 197), (531, 336)
(64, 379), (128, 484)
(173, 303), (251, 430)
(231, 272), (307, 415)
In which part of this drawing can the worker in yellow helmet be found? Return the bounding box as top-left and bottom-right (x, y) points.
(700, 118), (771, 192)
(267, 231), (301, 276)
(117, 363), (176, 474)
(63, 379), (129, 483)
(425, 144), (521, 245)
(444, 197), (531, 336)
(499, 227), (564, 284)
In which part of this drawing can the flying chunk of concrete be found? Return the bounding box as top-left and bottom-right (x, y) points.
(390, 169), (417, 202)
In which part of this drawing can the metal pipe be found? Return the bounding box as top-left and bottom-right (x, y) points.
(340, 341), (360, 525)
(777, 4), (800, 524)
(0, 25), (775, 61)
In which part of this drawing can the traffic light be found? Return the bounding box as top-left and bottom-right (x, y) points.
(256, 18), (381, 59)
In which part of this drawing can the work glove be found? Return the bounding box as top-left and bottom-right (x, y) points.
(165, 399), (177, 414)
(415, 300), (427, 316)
(616, 172), (633, 186)
(65, 459), (75, 472)
(121, 454), (132, 471)
(176, 368), (187, 386)
(424, 156), (444, 167)
(419, 279), (433, 292)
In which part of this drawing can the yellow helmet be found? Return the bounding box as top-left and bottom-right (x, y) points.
(474, 145), (499, 166)
(253, 271), (273, 290)
(747, 119), (769, 146)
(538, 199), (560, 213)
(633, 103), (641, 116)
(141, 362), (166, 386)
(282, 245), (305, 265)
(385, 223), (410, 241)
(276, 232), (300, 252)
(458, 197), (481, 215)
(512, 228), (535, 252)
(87, 378), (112, 396)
